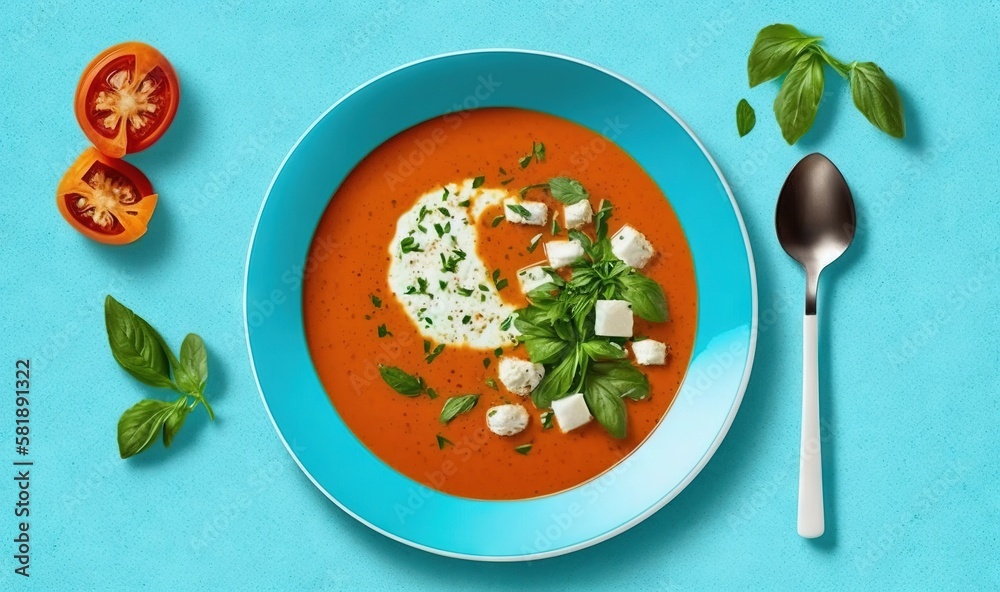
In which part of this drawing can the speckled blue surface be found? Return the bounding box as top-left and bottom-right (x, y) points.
(1, 1), (998, 589)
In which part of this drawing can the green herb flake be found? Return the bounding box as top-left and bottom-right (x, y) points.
(426, 387), (439, 400)
(491, 215), (505, 227)
(499, 315), (514, 331)
(439, 394), (480, 424)
(442, 187), (450, 200)
(527, 233), (542, 253)
(485, 378), (498, 390)
(462, 315), (472, 325)
(494, 347), (504, 358)
(436, 434), (451, 448)
(400, 236), (423, 254)
(541, 411), (554, 430)
(533, 141), (546, 162)
(483, 358), (491, 369)
(377, 324), (392, 338)
(514, 443), (532, 455)
(456, 286), (474, 297)
(519, 154), (533, 169)
(472, 176), (485, 188)
(439, 280), (448, 290)
(377, 365), (424, 396)
(370, 295), (382, 308)
(426, 343), (446, 363)
(506, 203), (533, 219)
(458, 199), (471, 207)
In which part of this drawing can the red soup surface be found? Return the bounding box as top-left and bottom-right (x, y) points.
(303, 107), (697, 500)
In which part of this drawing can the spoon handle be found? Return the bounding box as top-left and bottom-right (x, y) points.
(798, 314), (824, 538)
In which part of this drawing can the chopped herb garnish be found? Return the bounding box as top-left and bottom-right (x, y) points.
(533, 141), (546, 162)
(456, 286), (474, 297)
(551, 214), (562, 235)
(377, 365), (424, 396)
(417, 224), (427, 233)
(499, 315), (514, 331)
(541, 411), (554, 430)
(458, 199), (471, 207)
(514, 443), (533, 455)
(496, 278), (509, 290)
(370, 295), (382, 308)
(442, 187), (449, 200)
(506, 203), (532, 219)
(400, 236), (423, 254)
(548, 177), (589, 205)
(425, 343), (445, 363)
(377, 324), (392, 338)
(461, 315), (472, 324)
(427, 388), (439, 400)
(472, 176), (485, 188)
(439, 394), (480, 424)
(488, 409), (497, 417)
(485, 378), (498, 390)
(527, 233), (542, 253)
(436, 434), (451, 448)
(440, 248), (467, 273)
(405, 277), (430, 296)
(500, 178), (514, 185)
(491, 215), (505, 227)
(423, 340), (431, 353)
(437, 207), (451, 217)
(519, 154), (533, 169)
(483, 358), (491, 369)
(499, 167), (507, 175)
(439, 280), (448, 290)
(478, 284), (489, 292)
(494, 347), (504, 357)
(418, 205), (430, 222)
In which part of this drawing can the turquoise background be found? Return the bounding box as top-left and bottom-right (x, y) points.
(1, 0), (997, 589)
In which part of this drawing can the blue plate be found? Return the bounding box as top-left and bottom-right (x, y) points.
(245, 50), (757, 561)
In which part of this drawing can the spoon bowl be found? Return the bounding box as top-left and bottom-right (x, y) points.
(775, 153), (856, 539)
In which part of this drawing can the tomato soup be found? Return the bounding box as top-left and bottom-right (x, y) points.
(303, 107), (697, 500)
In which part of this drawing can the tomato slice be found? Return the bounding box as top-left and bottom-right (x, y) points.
(74, 42), (180, 158)
(56, 148), (158, 244)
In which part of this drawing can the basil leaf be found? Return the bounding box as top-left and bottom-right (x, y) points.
(773, 51), (825, 144)
(439, 394), (479, 424)
(531, 348), (579, 408)
(619, 273), (668, 322)
(176, 333), (208, 394)
(736, 99), (756, 137)
(582, 340), (627, 361)
(162, 398), (191, 447)
(378, 365), (423, 396)
(548, 177), (589, 205)
(514, 443), (532, 455)
(567, 229), (592, 252)
(507, 203), (532, 218)
(582, 369), (628, 439)
(117, 399), (175, 458)
(525, 336), (568, 365)
(104, 295), (174, 389)
(588, 361), (650, 401)
(594, 201), (613, 241)
(849, 61), (905, 138)
(747, 24), (822, 87)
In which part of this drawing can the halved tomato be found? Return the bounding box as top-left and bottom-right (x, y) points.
(74, 42), (180, 158)
(57, 148), (158, 244)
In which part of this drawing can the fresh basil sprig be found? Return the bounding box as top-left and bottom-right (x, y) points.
(743, 23), (905, 143)
(105, 296), (215, 459)
(378, 365), (424, 396)
(512, 196), (665, 438)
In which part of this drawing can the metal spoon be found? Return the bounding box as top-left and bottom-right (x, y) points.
(775, 153), (856, 539)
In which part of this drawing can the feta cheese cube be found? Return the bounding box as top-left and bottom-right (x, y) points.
(486, 404), (530, 436)
(517, 264), (551, 294)
(563, 200), (593, 229)
(551, 393), (592, 432)
(504, 198), (547, 225)
(544, 240), (584, 268)
(611, 225), (655, 268)
(498, 357), (545, 396)
(594, 300), (633, 337)
(631, 339), (667, 365)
